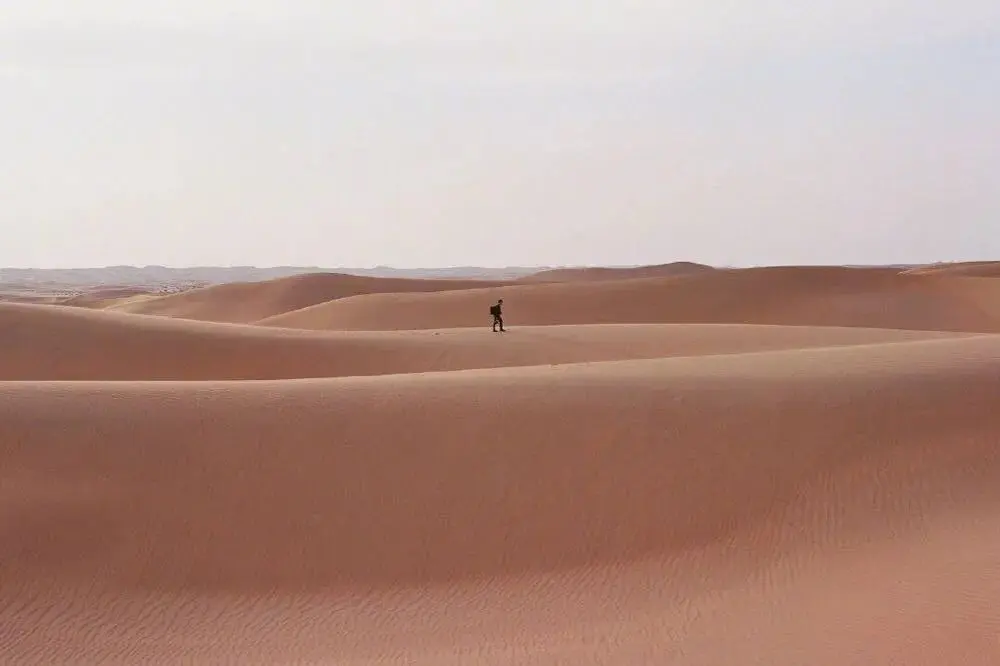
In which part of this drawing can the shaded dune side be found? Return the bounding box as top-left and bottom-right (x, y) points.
(260, 266), (1000, 332)
(106, 272), (509, 323)
(0, 301), (969, 381)
(2, 336), (1000, 595)
(519, 261), (715, 282)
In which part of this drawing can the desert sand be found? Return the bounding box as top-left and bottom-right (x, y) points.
(902, 260), (1000, 277)
(515, 260), (716, 282)
(2, 263), (1000, 665)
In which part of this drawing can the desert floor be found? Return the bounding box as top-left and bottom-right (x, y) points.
(2, 262), (1000, 664)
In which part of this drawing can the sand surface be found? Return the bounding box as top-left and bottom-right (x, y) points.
(105, 273), (507, 323)
(902, 260), (1000, 277)
(258, 266), (1000, 332)
(516, 261), (715, 282)
(3, 265), (1000, 664)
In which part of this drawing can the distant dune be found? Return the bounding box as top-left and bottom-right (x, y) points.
(519, 261), (715, 282)
(59, 285), (156, 308)
(902, 260), (1000, 277)
(260, 265), (1000, 333)
(0, 292), (67, 305)
(106, 272), (509, 323)
(0, 263), (543, 288)
(3, 261), (1000, 664)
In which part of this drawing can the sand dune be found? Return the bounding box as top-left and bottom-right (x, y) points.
(3, 335), (1000, 663)
(59, 285), (156, 309)
(105, 272), (508, 323)
(2, 301), (973, 381)
(0, 290), (70, 305)
(902, 260), (1000, 277)
(0, 293), (65, 305)
(4, 262), (1000, 663)
(260, 265), (1000, 332)
(519, 261), (715, 282)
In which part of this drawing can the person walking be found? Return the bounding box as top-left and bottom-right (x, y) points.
(489, 298), (505, 332)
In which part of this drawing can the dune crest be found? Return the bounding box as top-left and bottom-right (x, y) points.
(902, 260), (1000, 277)
(105, 272), (508, 323)
(519, 261), (715, 282)
(259, 265), (1000, 332)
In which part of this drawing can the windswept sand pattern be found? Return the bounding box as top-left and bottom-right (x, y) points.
(2, 264), (1000, 664)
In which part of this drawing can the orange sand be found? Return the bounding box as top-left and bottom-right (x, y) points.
(2, 264), (1000, 664)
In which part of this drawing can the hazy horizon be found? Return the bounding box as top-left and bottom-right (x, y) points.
(3, 1), (998, 269)
(0, 261), (947, 271)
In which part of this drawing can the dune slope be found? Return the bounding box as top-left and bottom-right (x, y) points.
(261, 265), (1000, 332)
(903, 260), (1000, 277)
(2, 301), (973, 380)
(5, 262), (1000, 664)
(3, 336), (1000, 663)
(106, 272), (507, 323)
(519, 261), (715, 282)
(60, 286), (155, 308)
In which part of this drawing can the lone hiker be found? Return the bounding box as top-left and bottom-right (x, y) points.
(490, 298), (505, 332)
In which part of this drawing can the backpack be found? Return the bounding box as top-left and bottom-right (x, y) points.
(489, 304), (500, 316)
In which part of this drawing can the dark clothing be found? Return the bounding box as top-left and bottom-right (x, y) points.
(491, 303), (504, 332)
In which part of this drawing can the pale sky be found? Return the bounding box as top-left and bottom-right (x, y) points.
(2, 1), (998, 268)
